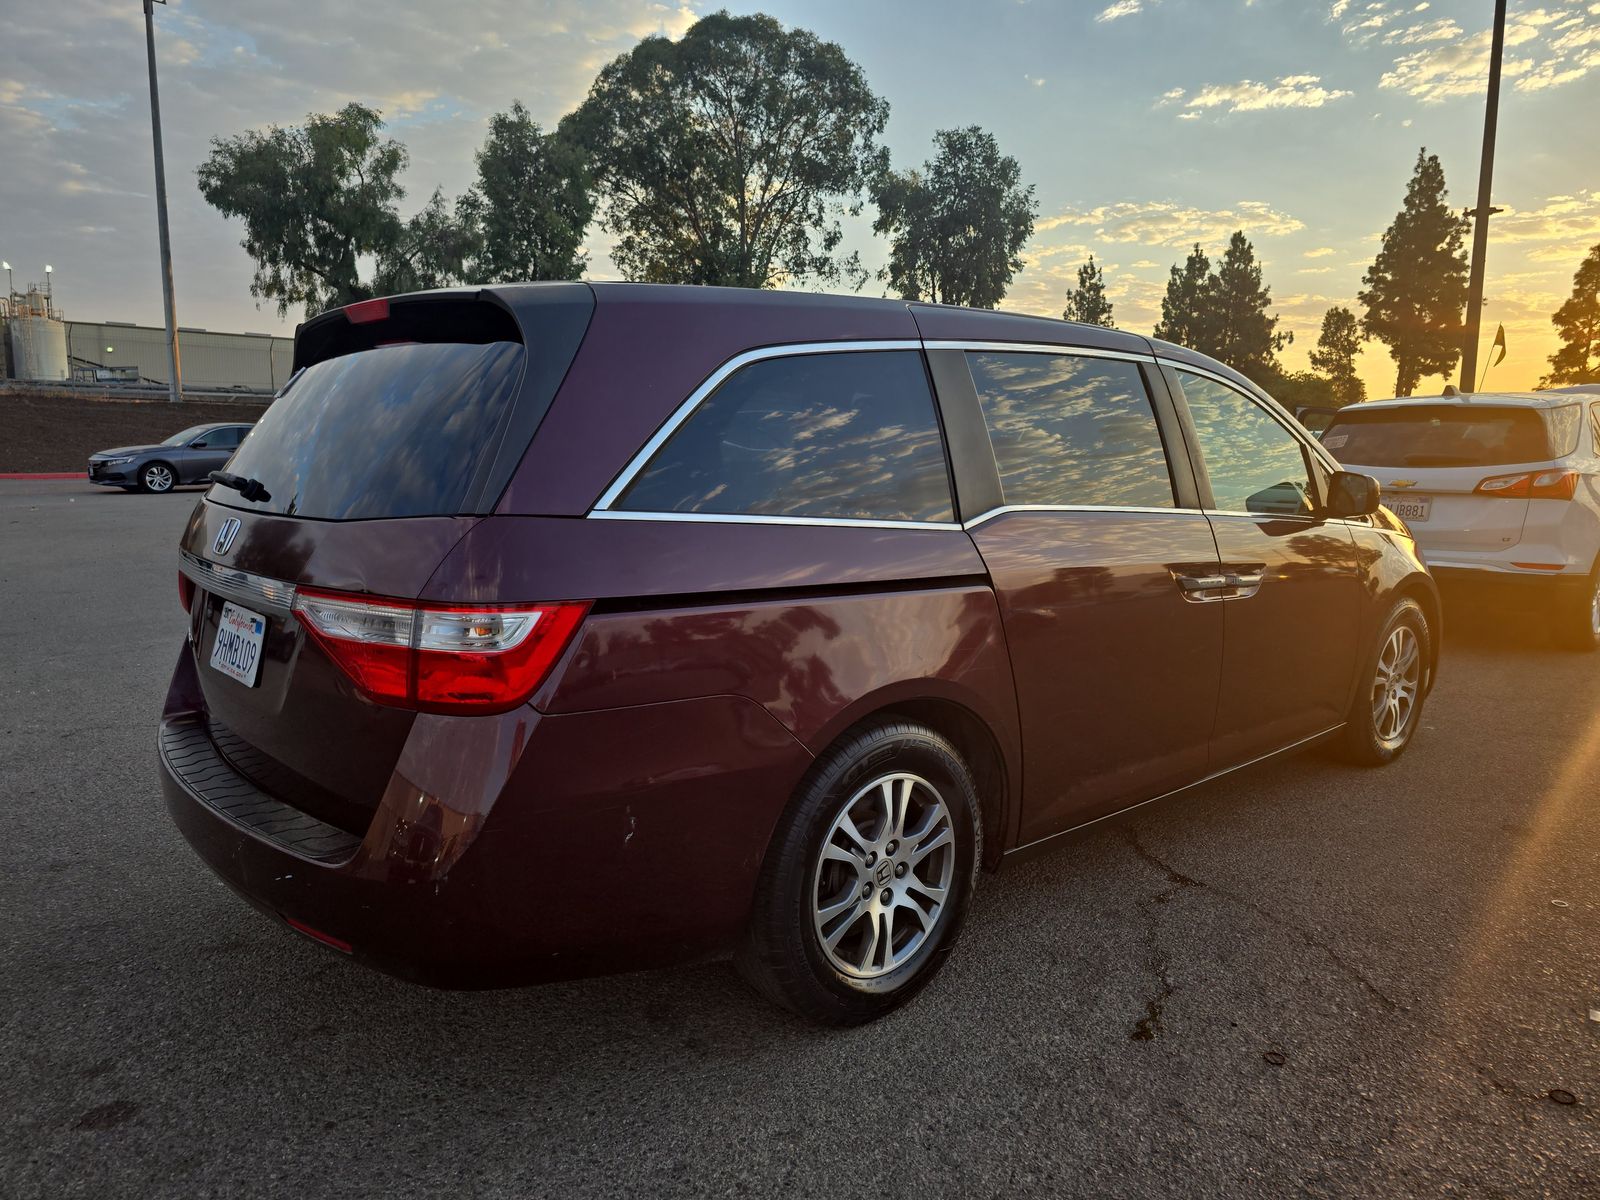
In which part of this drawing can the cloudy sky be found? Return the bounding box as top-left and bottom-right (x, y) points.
(4, 0), (1598, 397)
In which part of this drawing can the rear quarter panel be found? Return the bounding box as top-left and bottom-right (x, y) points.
(423, 516), (1024, 849)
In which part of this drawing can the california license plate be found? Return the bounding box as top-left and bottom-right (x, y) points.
(210, 601), (266, 687)
(1389, 496), (1431, 522)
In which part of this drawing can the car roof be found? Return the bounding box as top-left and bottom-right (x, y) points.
(347, 281), (1260, 400)
(1348, 391), (1579, 412)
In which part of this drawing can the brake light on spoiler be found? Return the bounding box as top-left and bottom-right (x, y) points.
(1474, 469), (1579, 500)
(292, 588), (590, 714)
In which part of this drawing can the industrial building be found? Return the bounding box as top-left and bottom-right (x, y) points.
(2, 283), (292, 393)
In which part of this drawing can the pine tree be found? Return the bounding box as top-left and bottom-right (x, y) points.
(1358, 148), (1469, 396)
(1542, 243), (1600, 386)
(1063, 255), (1115, 327)
(1209, 230), (1288, 377)
(1153, 244), (1215, 355)
(1309, 305), (1367, 405)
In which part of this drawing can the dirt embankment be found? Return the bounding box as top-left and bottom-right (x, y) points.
(1, 392), (271, 473)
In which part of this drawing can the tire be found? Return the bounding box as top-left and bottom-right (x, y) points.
(1552, 570), (1600, 653)
(1339, 596), (1430, 766)
(735, 721), (983, 1025)
(139, 461), (177, 494)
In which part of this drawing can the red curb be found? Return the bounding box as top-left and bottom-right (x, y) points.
(0, 472), (86, 480)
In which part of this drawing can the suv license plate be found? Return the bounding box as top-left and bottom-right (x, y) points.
(210, 601), (266, 687)
(1390, 496), (1431, 522)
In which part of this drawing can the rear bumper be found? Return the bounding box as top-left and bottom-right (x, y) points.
(158, 660), (812, 988)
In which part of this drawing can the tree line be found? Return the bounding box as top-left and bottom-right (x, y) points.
(197, 11), (1600, 396)
(1061, 149), (1600, 399)
(197, 12), (1035, 321)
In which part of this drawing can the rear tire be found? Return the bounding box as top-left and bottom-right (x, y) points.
(1339, 597), (1430, 766)
(1553, 570), (1600, 653)
(735, 721), (982, 1026)
(139, 461), (176, 494)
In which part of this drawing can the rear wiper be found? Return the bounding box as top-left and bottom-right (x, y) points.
(208, 470), (272, 503)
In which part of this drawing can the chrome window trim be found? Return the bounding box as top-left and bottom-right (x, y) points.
(179, 551), (298, 616)
(588, 510), (962, 532)
(592, 339), (926, 513)
(962, 504), (1205, 530)
(927, 340), (1158, 365)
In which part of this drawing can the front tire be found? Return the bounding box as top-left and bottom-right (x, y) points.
(1339, 597), (1430, 766)
(140, 461), (176, 493)
(736, 721), (982, 1025)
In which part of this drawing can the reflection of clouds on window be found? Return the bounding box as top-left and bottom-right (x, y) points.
(222, 341), (525, 519)
(1179, 372), (1313, 517)
(619, 352), (955, 523)
(967, 352), (1175, 509)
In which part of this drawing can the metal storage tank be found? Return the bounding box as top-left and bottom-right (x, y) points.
(9, 313), (69, 381)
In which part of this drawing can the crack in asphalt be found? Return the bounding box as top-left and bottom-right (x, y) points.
(1125, 832), (1197, 1041)
(1122, 826), (1400, 1021)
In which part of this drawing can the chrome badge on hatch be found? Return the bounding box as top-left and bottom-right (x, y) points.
(213, 517), (242, 556)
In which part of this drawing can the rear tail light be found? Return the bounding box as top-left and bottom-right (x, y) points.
(342, 297), (390, 324)
(179, 570), (195, 613)
(291, 587), (589, 714)
(1474, 469), (1579, 500)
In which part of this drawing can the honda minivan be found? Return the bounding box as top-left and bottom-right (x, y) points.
(159, 284), (1438, 1024)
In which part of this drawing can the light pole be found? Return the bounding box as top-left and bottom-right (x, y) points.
(143, 0), (183, 402)
(1460, 0), (1508, 393)
(2, 261), (11, 300)
(44, 264), (53, 312)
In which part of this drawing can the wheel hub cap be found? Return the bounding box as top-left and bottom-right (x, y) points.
(1371, 626), (1420, 746)
(811, 772), (956, 980)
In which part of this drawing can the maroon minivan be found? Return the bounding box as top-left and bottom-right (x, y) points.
(159, 284), (1438, 1024)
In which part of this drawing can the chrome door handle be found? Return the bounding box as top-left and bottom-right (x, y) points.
(1176, 574), (1229, 592)
(1173, 569), (1265, 602)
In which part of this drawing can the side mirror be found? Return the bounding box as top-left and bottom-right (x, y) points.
(190, 440), (209, 448)
(1325, 470), (1381, 519)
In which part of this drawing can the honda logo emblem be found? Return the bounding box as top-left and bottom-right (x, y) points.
(213, 517), (242, 556)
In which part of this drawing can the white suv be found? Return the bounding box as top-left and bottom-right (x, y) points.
(1322, 390), (1600, 651)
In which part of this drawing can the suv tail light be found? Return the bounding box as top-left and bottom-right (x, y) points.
(1474, 469), (1579, 500)
(292, 588), (589, 714)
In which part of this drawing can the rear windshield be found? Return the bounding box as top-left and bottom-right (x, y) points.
(214, 341), (524, 519)
(1322, 405), (1559, 468)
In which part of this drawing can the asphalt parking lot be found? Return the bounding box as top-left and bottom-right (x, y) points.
(3, 478), (1598, 1197)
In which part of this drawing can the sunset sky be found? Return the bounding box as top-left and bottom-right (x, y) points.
(3, 0), (1597, 398)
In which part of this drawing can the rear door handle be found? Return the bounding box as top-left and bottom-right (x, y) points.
(1173, 570), (1265, 602)
(1175, 573), (1230, 592)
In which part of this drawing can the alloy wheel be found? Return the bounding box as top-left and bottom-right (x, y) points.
(811, 772), (956, 980)
(1371, 625), (1421, 747)
(144, 464), (175, 493)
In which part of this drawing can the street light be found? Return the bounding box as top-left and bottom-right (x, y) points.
(44, 265), (53, 310)
(143, 0), (183, 403)
(2, 261), (11, 298)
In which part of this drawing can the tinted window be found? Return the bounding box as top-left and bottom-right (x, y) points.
(163, 424), (214, 447)
(967, 352), (1174, 509)
(617, 351), (954, 523)
(1180, 372), (1314, 517)
(217, 341), (525, 519)
(1321, 405), (1552, 468)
